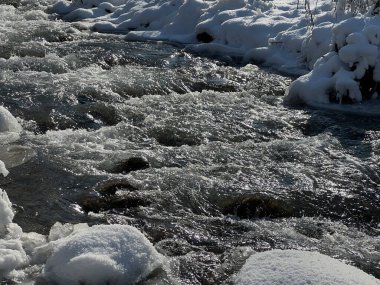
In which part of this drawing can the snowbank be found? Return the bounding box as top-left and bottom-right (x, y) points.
(43, 224), (165, 285)
(235, 250), (380, 285)
(49, 0), (342, 72)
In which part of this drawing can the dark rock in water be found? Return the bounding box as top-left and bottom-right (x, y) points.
(221, 194), (294, 219)
(79, 179), (150, 213)
(152, 128), (202, 147)
(295, 221), (324, 239)
(111, 157), (150, 174)
(197, 32), (214, 43)
(80, 194), (150, 213)
(95, 179), (138, 196)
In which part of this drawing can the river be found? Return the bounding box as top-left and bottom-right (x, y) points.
(0, 1), (379, 284)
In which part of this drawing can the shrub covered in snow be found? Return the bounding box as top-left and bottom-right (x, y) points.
(235, 250), (380, 285)
(286, 15), (380, 105)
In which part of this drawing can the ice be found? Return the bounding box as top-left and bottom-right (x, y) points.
(0, 106), (22, 133)
(235, 250), (380, 285)
(0, 190), (14, 231)
(0, 161), (9, 177)
(43, 224), (165, 285)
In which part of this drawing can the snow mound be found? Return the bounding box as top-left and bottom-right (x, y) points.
(286, 15), (380, 109)
(0, 106), (21, 133)
(43, 224), (165, 285)
(235, 250), (380, 285)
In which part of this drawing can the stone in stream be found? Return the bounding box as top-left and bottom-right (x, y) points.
(79, 179), (150, 213)
(110, 157), (150, 174)
(221, 194), (294, 219)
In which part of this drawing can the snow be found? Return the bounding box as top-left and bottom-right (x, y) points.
(49, 0), (343, 73)
(43, 224), (165, 285)
(235, 250), (380, 285)
(286, 15), (380, 108)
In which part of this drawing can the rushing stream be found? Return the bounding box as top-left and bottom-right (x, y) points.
(0, 1), (379, 284)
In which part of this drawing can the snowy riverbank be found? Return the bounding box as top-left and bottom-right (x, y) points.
(50, 0), (380, 111)
(49, 0), (344, 74)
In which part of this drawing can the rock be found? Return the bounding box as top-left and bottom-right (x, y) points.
(221, 194), (294, 219)
(110, 157), (150, 174)
(95, 179), (138, 196)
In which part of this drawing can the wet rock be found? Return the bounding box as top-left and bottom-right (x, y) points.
(95, 179), (138, 196)
(110, 157), (150, 174)
(197, 32), (214, 43)
(79, 179), (150, 213)
(221, 194), (294, 219)
(295, 221), (324, 239)
(80, 194), (150, 213)
(153, 129), (202, 147)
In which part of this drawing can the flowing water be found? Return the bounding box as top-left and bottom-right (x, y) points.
(0, 1), (379, 284)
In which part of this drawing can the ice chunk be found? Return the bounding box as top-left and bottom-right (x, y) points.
(43, 224), (165, 285)
(235, 250), (380, 285)
(0, 106), (21, 133)
(0, 189), (14, 231)
(0, 240), (28, 278)
(0, 160), (9, 177)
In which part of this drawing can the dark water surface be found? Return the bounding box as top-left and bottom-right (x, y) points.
(0, 1), (379, 284)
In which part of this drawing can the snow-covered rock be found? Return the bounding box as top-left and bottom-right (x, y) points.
(43, 224), (165, 285)
(235, 250), (380, 285)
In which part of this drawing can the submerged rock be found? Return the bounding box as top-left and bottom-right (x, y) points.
(221, 194), (294, 219)
(110, 157), (150, 174)
(79, 179), (150, 213)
